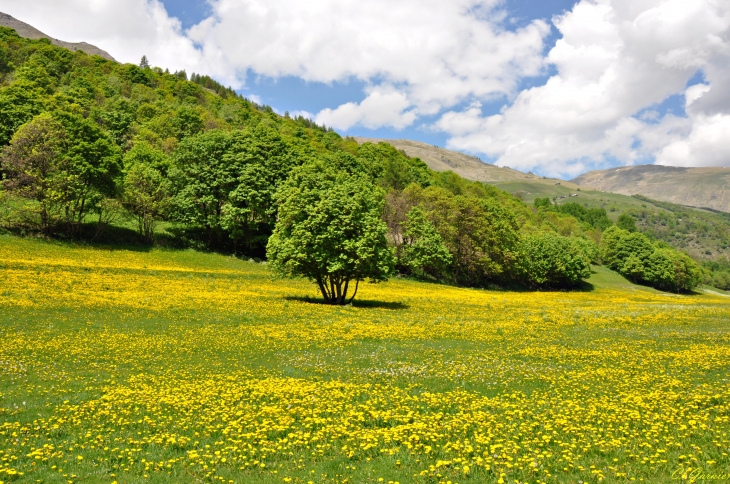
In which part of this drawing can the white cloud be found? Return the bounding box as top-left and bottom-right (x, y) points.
(655, 114), (730, 167)
(315, 87), (417, 130)
(0, 0), (549, 128)
(247, 94), (264, 106)
(0, 0), (232, 80)
(685, 84), (711, 108)
(190, 0), (550, 128)
(436, 0), (730, 176)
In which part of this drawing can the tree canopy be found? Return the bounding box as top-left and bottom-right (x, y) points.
(600, 225), (702, 292)
(267, 162), (395, 304)
(516, 232), (592, 289)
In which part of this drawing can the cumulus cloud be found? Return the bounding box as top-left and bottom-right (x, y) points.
(655, 114), (730, 167)
(315, 87), (417, 130)
(191, 0), (550, 128)
(437, 0), (730, 176)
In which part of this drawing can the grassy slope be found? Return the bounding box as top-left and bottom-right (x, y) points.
(490, 178), (662, 218)
(572, 165), (730, 213)
(1, 236), (729, 483)
(353, 137), (537, 183)
(490, 179), (730, 262)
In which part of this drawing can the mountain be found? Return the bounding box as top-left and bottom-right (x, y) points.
(0, 12), (115, 61)
(572, 165), (730, 213)
(361, 137), (730, 215)
(354, 137), (539, 182)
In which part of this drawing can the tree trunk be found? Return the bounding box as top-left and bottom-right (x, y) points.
(39, 202), (49, 234)
(340, 279), (350, 305)
(65, 204), (72, 235)
(317, 274), (355, 305)
(347, 280), (360, 305)
(317, 277), (332, 304)
(334, 275), (342, 303)
(73, 197), (86, 238)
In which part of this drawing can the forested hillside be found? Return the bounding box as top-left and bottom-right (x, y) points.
(490, 176), (730, 288)
(0, 26), (711, 292)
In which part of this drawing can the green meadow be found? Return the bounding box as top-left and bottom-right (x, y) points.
(1, 236), (729, 483)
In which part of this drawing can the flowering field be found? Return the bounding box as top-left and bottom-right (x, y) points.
(1, 236), (729, 484)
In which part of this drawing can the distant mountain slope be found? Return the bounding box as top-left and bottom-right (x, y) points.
(354, 137), (539, 182)
(0, 12), (115, 61)
(572, 165), (730, 213)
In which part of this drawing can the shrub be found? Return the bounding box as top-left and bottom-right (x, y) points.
(644, 248), (702, 293)
(516, 232), (592, 289)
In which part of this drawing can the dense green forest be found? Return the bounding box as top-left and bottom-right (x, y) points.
(0, 26), (713, 292)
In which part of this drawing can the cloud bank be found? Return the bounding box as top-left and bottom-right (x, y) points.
(2, 0), (730, 176)
(437, 0), (730, 175)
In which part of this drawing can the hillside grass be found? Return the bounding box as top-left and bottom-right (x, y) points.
(490, 180), (663, 218)
(490, 180), (730, 262)
(1, 236), (729, 483)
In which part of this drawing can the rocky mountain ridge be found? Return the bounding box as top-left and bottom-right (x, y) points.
(356, 137), (730, 213)
(354, 137), (540, 183)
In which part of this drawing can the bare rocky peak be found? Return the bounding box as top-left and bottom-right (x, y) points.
(0, 12), (115, 61)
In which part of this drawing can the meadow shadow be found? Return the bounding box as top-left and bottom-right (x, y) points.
(479, 279), (597, 293)
(576, 280), (597, 292)
(285, 295), (409, 310)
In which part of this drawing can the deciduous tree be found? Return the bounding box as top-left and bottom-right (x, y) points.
(267, 162), (395, 305)
(123, 163), (170, 242)
(515, 232), (592, 288)
(55, 112), (122, 235)
(400, 206), (452, 279)
(0, 113), (66, 232)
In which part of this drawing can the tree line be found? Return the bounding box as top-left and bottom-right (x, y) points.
(0, 26), (704, 303)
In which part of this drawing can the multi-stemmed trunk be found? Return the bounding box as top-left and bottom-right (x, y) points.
(316, 274), (360, 305)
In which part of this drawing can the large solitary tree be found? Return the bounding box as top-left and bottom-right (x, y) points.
(267, 162), (395, 305)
